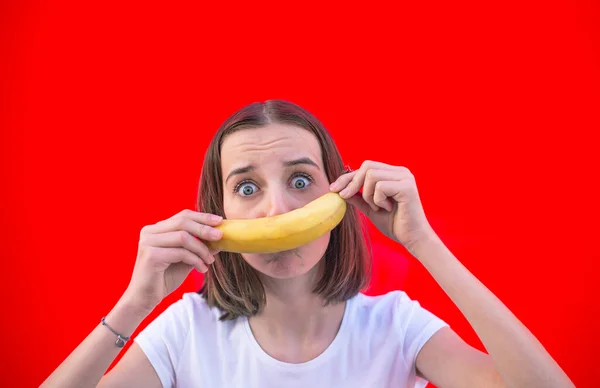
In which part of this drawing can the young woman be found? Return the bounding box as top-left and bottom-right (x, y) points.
(42, 100), (574, 388)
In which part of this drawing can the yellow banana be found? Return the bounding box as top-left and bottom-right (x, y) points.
(207, 192), (347, 254)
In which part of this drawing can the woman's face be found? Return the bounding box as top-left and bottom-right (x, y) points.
(220, 124), (331, 280)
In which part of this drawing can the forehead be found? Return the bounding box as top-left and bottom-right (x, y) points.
(220, 124), (323, 168)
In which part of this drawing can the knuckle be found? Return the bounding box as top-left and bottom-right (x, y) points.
(141, 246), (158, 260)
(350, 172), (362, 184)
(197, 224), (211, 236)
(398, 181), (412, 192)
(195, 239), (209, 255)
(182, 249), (195, 261)
(139, 234), (150, 247)
(362, 181), (373, 195)
(173, 216), (187, 230)
(195, 235), (208, 249)
(399, 166), (412, 175)
(200, 213), (214, 224)
(140, 224), (151, 237)
(179, 209), (193, 217)
(178, 230), (190, 245)
(347, 180), (358, 191)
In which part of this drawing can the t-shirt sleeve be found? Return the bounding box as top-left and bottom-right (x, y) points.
(393, 291), (449, 387)
(134, 295), (194, 388)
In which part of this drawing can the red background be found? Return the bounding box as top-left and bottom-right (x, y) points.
(1, 0), (599, 387)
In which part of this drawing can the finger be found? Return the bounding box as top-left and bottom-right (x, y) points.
(149, 216), (223, 241)
(145, 210), (223, 233)
(345, 193), (373, 216)
(329, 170), (357, 192)
(362, 169), (403, 211)
(337, 161), (408, 199)
(146, 231), (217, 265)
(182, 210), (223, 226)
(162, 247), (209, 273)
(207, 246), (221, 256)
(373, 182), (394, 212)
(338, 167), (369, 199)
(335, 162), (379, 199)
(373, 180), (413, 211)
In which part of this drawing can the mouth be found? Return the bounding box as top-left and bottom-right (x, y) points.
(264, 249), (303, 263)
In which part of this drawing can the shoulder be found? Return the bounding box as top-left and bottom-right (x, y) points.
(133, 293), (233, 387)
(162, 292), (227, 332)
(350, 291), (449, 383)
(351, 290), (426, 318)
(176, 292), (223, 321)
(135, 292), (226, 345)
(350, 290), (448, 343)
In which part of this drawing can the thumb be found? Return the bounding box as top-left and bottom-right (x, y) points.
(345, 193), (372, 216)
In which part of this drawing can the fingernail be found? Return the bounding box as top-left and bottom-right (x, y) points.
(210, 229), (222, 239)
(211, 214), (222, 222)
(339, 188), (349, 198)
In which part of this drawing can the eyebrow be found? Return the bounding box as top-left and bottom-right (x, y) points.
(283, 157), (319, 169)
(225, 157), (320, 184)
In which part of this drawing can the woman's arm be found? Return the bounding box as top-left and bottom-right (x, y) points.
(40, 209), (224, 387)
(330, 160), (575, 387)
(408, 234), (574, 388)
(40, 295), (160, 388)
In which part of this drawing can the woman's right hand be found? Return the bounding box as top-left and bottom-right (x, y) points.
(122, 209), (224, 314)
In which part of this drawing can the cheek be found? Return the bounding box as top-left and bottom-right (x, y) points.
(295, 231), (334, 263)
(222, 195), (243, 219)
(310, 232), (331, 254)
(223, 194), (264, 220)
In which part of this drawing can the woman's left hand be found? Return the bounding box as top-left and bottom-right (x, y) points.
(330, 160), (438, 253)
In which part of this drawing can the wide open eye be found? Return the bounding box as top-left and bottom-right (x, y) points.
(291, 174), (312, 190)
(236, 181), (259, 197)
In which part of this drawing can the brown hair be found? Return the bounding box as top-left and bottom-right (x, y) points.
(197, 100), (371, 320)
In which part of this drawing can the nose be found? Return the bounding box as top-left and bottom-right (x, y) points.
(264, 188), (294, 218)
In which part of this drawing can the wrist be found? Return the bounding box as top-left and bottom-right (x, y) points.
(104, 294), (153, 338)
(405, 228), (445, 260)
(119, 291), (157, 319)
(120, 284), (163, 316)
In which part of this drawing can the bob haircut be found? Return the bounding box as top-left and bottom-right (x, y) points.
(197, 99), (371, 320)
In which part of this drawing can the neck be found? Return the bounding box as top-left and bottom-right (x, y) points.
(251, 263), (345, 342)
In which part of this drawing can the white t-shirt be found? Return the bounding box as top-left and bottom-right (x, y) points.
(135, 290), (448, 388)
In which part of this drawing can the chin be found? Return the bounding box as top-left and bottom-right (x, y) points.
(242, 233), (330, 280)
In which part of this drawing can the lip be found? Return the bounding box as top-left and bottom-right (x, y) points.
(264, 249), (298, 262)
